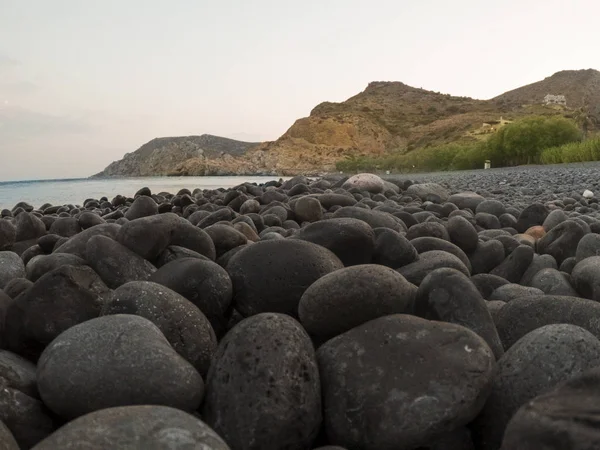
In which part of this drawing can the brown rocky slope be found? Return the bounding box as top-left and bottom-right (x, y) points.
(93, 69), (600, 177)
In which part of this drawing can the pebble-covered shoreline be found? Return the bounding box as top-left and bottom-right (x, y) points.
(2, 164), (600, 449)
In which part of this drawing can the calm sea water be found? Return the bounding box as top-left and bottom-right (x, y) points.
(0, 176), (290, 210)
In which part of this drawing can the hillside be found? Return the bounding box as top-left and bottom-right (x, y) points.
(92, 135), (261, 177)
(92, 69), (600, 177)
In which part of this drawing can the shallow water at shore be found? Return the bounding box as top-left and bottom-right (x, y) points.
(0, 176), (289, 209)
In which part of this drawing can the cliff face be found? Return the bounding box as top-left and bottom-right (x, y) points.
(93, 70), (600, 177)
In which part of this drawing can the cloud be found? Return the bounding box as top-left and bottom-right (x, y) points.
(0, 105), (94, 143)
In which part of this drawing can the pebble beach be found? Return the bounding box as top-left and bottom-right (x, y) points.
(2, 164), (600, 449)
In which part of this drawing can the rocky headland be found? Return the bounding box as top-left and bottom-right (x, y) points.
(93, 69), (600, 177)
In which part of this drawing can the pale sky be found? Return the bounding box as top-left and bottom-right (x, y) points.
(0, 0), (598, 181)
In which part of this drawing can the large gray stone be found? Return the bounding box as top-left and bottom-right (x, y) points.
(37, 314), (204, 420)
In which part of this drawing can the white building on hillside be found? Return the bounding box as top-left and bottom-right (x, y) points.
(544, 94), (567, 106)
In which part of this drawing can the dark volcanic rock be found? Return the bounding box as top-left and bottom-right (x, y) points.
(490, 245), (534, 283)
(410, 237), (472, 272)
(572, 256), (600, 301)
(317, 314), (494, 450)
(203, 313), (321, 450)
(516, 203), (549, 233)
(501, 367), (600, 450)
(372, 228), (418, 268)
(115, 213), (184, 261)
(488, 284), (544, 302)
(471, 274), (510, 299)
(495, 295), (600, 350)
(447, 215), (479, 253)
(468, 240), (505, 275)
(155, 245), (211, 267)
(415, 268), (503, 359)
(5, 265), (110, 361)
(519, 253), (558, 286)
(536, 220), (586, 265)
(290, 218), (375, 266)
(15, 213), (46, 242)
(37, 314), (204, 420)
(406, 221), (449, 241)
(101, 281), (217, 377)
(204, 224), (248, 258)
(124, 195), (158, 220)
(25, 253), (86, 282)
(472, 324), (600, 450)
(299, 264), (415, 339)
(149, 258), (232, 337)
(227, 239), (343, 318)
(332, 206), (405, 232)
(0, 220), (16, 251)
(2, 278), (32, 299)
(530, 268), (578, 296)
(54, 223), (120, 259)
(86, 235), (156, 289)
(0, 252), (25, 289)
(32, 405), (230, 450)
(48, 217), (81, 238)
(397, 250), (470, 285)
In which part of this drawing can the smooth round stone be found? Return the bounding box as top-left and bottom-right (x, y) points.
(499, 213), (517, 229)
(341, 173), (385, 193)
(415, 268), (503, 359)
(468, 240), (506, 275)
(372, 228), (418, 269)
(37, 314), (204, 420)
(501, 367), (600, 450)
(542, 209), (568, 231)
(406, 183), (450, 202)
(490, 245), (534, 283)
(476, 212), (501, 230)
(537, 220), (586, 265)
(77, 211), (105, 229)
(0, 252), (25, 289)
(48, 217), (81, 238)
(150, 258), (232, 337)
(0, 349), (38, 398)
(15, 213), (46, 242)
(124, 196), (158, 220)
(530, 268), (578, 296)
(169, 221), (217, 260)
(495, 295), (600, 350)
(476, 199), (506, 217)
(559, 256), (578, 274)
(25, 253), (86, 282)
(203, 313), (321, 450)
(86, 235), (156, 289)
(317, 314), (494, 450)
(115, 214), (183, 261)
(54, 223), (120, 259)
(397, 250), (470, 285)
(405, 221), (449, 241)
(290, 218), (375, 267)
(32, 405), (230, 450)
(155, 245), (211, 267)
(4, 265), (110, 361)
(102, 281), (217, 377)
(575, 232), (600, 262)
(233, 221), (260, 241)
(448, 191), (485, 211)
(2, 277), (32, 299)
(516, 203), (550, 233)
(488, 284), (544, 301)
(227, 239), (343, 318)
(332, 206), (405, 232)
(472, 324), (600, 450)
(0, 220), (16, 251)
(293, 196), (324, 223)
(36, 234), (62, 253)
(486, 300), (506, 324)
(493, 234), (520, 255)
(572, 256), (600, 301)
(410, 237), (472, 273)
(524, 225), (545, 240)
(0, 381), (55, 449)
(299, 264), (415, 340)
(471, 274), (510, 299)
(204, 224), (248, 258)
(519, 253), (558, 286)
(447, 215), (479, 253)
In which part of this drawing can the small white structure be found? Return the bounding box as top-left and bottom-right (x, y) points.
(583, 190), (594, 199)
(544, 94), (566, 106)
(484, 160), (491, 170)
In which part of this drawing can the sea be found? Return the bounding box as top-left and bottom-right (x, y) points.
(0, 176), (290, 210)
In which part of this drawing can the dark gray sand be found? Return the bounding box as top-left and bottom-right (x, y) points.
(2, 163), (600, 449)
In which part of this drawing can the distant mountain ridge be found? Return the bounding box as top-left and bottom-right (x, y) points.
(92, 69), (600, 177)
